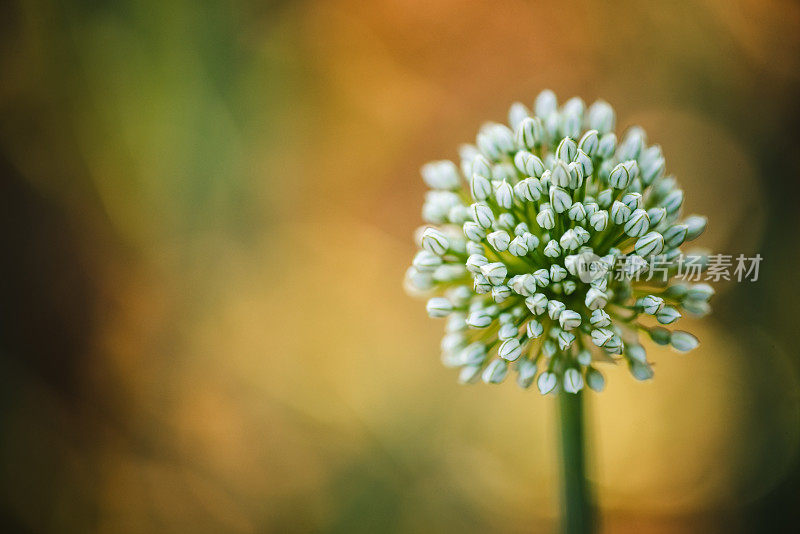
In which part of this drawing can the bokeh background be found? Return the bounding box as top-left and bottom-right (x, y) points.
(1, 0), (800, 532)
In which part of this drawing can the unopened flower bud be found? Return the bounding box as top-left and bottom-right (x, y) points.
(537, 371), (558, 395)
(590, 309), (611, 327)
(526, 293), (548, 315)
(499, 338), (523, 361)
(624, 208), (650, 237)
(559, 309), (582, 330)
(588, 100), (615, 133)
(426, 297), (453, 318)
(663, 224), (688, 248)
(482, 358), (508, 384)
(463, 221), (485, 242)
(563, 368), (584, 393)
(611, 201), (632, 224)
(684, 215), (707, 241)
(527, 319), (544, 338)
(495, 180), (514, 209)
(548, 300), (566, 320)
(421, 227), (449, 255)
(639, 295), (664, 314)
(585, 287), (608, 310)
(487, 230), (511, 252)
(517, 359), (538, 389)
(670, 331), (699, 352)
(635, 231), (664, 257)
(585, 367), (605, 392)
(656, 306), (681, 324)
(421, 160), (461, 190)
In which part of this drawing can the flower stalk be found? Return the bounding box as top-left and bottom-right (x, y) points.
(558, 389), (593, 534)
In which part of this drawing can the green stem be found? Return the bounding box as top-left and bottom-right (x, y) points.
(558, 389), (594, 534)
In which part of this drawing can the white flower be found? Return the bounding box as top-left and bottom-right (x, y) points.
(482, 358), (508, 384)
(480, 262), (508, 285)
(499, 338), (523, 361)
(537, 371), (558, 395)
(421, 160), (461, 190)
(487, 230), (511, 252)
(526, 293), (548, 315)
(559, 310), (582, 330)
(634, 231), (664, 257)
(624, 209), (650, 237)
(670, 331), (699, 352)
(408, 91), (713, 391)
(421, 227), (449, 255)
(563, 368), (584, 393)
(426, 297), (453, 318)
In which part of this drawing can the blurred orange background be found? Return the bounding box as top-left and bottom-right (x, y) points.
(1, 0), (800, 532)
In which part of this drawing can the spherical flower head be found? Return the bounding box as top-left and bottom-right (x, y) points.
(406, 90), (713, 394)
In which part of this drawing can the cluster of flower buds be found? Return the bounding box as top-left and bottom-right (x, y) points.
(406, 90), (713, 394)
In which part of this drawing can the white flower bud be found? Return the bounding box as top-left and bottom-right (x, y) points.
(559, 229), (581, 251)
(514, 151), (545, 177)
(526, 293), (548, 315)
(514, 222), (529, 236)
(508, 101), (530, 130)
(544, 239), (562, 258)
(610, 201), (632, 224)
(499, 338), (522, 361)
(585, 367), (605, 392)
(535, 89), (558, 118)
(404, 266), (434, 292)
(662, 189), (684, 214)
(421, 227), (449, 255)
(558, 331), (576, 351)
(663, 224), (688, 248)
(621, 192), (642, 210)
(578, 129), (599, 156)
(477, 123), (515, 160)
(684, 215), (707, 241)
(441, 332), (466, 354)
(603, 335), (624, 354)
(639, 295), (664, 315)
(446, 312), (468, 332)
(470, 173), (492, 201)
(670, 331), (699, 352)
(421, 160), (461, 190)
(687, 283), (714, 301)
(648, 326), (671, 345)
(683, 299), (711, 317)
(585, 288), (608, 310)
(597, 188), (614, 208)
(480, 262), (507, 285)
(526, 319), (544, 339)
(590, 328), (614, 348)
(473, 273), (491, 294)
(487, 230), (511, 252)
(618, 126), (645, 161)
(550, 264), (567, 283)
(656, 306), (681, 324)
(629, 361), (654, 381)
(597, 132), (617, 158)
(498, 322), (518, 340)
(577, 227), (592, 246)
(588, 100), (615, 133)
(458, 365), (481, 384)
(590, 309), (611, 327)
(537, 371), (558, 395)
(634, 231), (664, 257)
(529, 269), (548, 288)
(568, 202), (587, 222)
(413, 250), (442, 272)
(463, 221), (486, 242)
(551, 160), (571, 188)
(471, 202), (495, 229)
(508, 235), (529, 256)
(575, 149), (594, 177)
(563, 368), (583, 393)
(482, 358), (508, 384)
(495, 180), (514, 209)
(555, 137), (578, 162)
(559, 309), (582, 330)
(472, 154), (492, 179)
(589, 210), (609, 231)
(548, 300), (566, 320)
(609, 162), (632, 189)
(543, 340), (557, 357)
(525, 232), (540, 250)
(515, 116), (544, 150)
(426, 297), (453, 318)
(624, 208), (650, 237)
(536, 206), (556, 230)
(466, 253), (488, 274)
(495, 212), (516, 230)
(567, 162), (584, 189)
(491, 285), (512, 303)
(467, 309), (493, 328)
(516, 359), (538, 389)
(583, 202), (599, 218)
(460, 342), (487, 366)
(514, 178), (542, 202)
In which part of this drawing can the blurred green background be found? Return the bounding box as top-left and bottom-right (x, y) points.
(1, 0), (800, 532)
